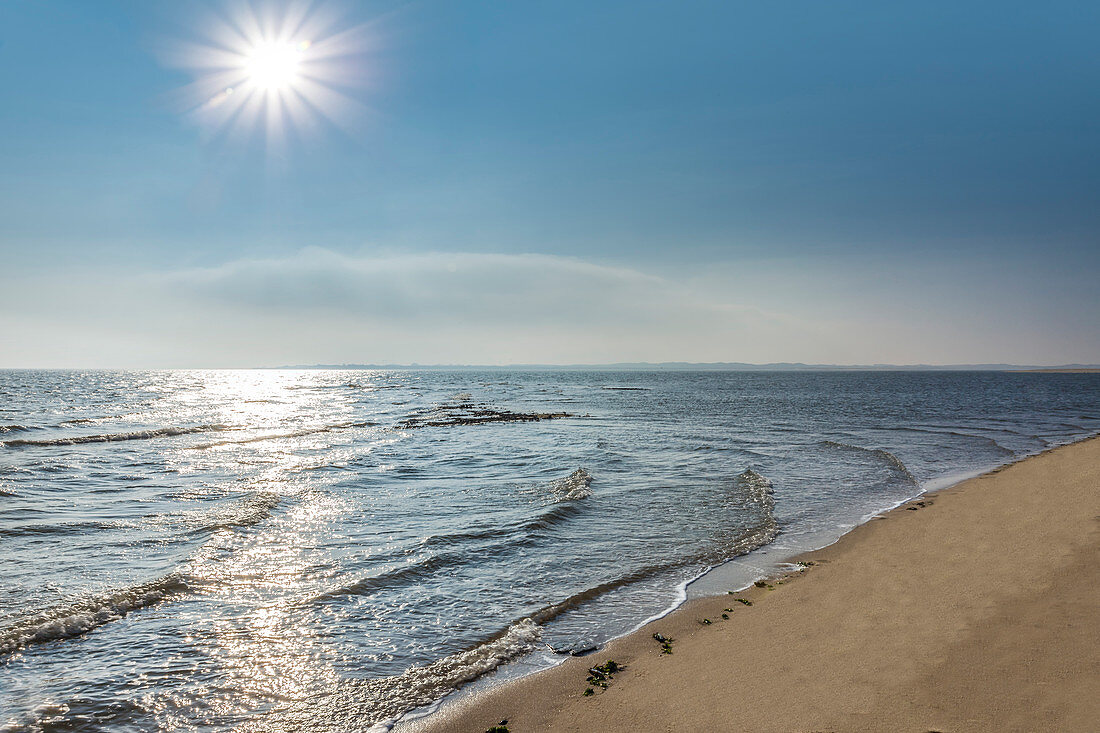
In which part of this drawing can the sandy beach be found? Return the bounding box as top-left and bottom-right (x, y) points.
(410, 435), (1100, 733)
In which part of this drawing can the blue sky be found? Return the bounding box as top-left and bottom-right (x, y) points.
(1, 0), (1097, 366)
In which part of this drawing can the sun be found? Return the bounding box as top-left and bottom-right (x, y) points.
(168, 2), (376, 145)
(244, 40), (308, 92)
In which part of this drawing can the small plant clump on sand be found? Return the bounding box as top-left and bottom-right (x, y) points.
(652, 632), (674, 654)
(796, 561), (815, 567)
(585, 660), (622, 693)
(485, 723), (509, 733)
(754, 580), (768, 588)
(734, 598), (753, 606)
(701, 618), (712, 625)
(721, 612), (729, 619)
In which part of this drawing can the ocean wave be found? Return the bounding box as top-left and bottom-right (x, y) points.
(353, 618), (542, 726)
(733, 468), (775, 510)
(880, 426), (1015, 455)
(819, 440), (920, 487)
(416, 501), (586, 552)
(530, 469), (778, 626)
(283, 510), (778, 731)
(0, 574), (189, 656)
(528, 520), (778, 627)
(334, 467), (773, 616)
(286, 467), (781, 729)
(179, 491), (281, 533)
(189, 421), (377, 449)
(547, 468), (593, 501)
(2, 424), (231, 449)
(312, 501), (590, 605)
(0, 520), (114, 538)
(243, 619), (543, 731)
(311, 553), (468, 603)
(0, 424), (34, 434)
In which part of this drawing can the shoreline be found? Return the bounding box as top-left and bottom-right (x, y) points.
(403, 434), (1100, 732)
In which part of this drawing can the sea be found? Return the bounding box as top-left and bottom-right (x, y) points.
(1, 369), (1098, 731)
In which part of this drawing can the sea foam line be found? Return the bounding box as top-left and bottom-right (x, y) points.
(0, 574), (189, 656)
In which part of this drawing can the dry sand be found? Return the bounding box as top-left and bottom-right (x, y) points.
(408, 436), (1100, 733)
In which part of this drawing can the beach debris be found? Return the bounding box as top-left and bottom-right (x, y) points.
(485, 725), (510, 733)
(721, 613), (729, 620)
(753, 580), (768, 588)
(701, 618), (712, 625)
(585, 660), (622, 691)
(906, 499), (934, 511)
(734, 598), (753, 606)
(583, 688), (595, 696)
(652, 632), (674, 654)
(796, 561), (816, 567)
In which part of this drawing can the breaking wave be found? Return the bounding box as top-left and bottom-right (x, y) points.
(0, 574), (189, 656)
(548, 468), (593, 501)
(0, 424), (34, 434)
(733, 468), (775, 510)
(2, 425), (231, 449)
(819, 440), (920, 487)
(351, 619), (542, 726)
(244, 619), (543, 731)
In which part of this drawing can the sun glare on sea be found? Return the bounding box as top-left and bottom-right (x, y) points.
(167, 2), (374, 145)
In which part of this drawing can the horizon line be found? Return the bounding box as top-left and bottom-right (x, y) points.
(3, 362), (1100, 372)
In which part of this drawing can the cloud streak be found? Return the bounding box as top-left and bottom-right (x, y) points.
(8, 247), (1093, 368)
(1, 248), (836, 367)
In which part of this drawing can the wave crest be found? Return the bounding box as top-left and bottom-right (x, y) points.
(0, 574), (189, 656)
(548, 468), (593, 501)
(819, 440), (920, 487)
(2, 424), (231, 449)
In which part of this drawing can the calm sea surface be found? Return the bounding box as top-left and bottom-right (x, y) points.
(1, 370), (1098, 731)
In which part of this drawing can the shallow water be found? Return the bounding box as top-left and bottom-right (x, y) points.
(1, 369), (1098, 731)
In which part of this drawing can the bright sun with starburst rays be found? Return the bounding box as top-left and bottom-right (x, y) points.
(168, 2), (375, 145)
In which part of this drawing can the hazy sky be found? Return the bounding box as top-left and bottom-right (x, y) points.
(1, 0), (1098, 367)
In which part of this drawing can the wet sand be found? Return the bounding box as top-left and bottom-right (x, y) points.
(408, 435), (1100, 732)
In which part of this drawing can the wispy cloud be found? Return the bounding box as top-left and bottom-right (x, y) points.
(1, 248), (837, 367)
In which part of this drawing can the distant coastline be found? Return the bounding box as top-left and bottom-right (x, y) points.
(270, 362), (1100, 372)
(1008, 368), (1100, 373)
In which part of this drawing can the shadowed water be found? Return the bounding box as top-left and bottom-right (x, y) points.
(1, 369), (1098, 731)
